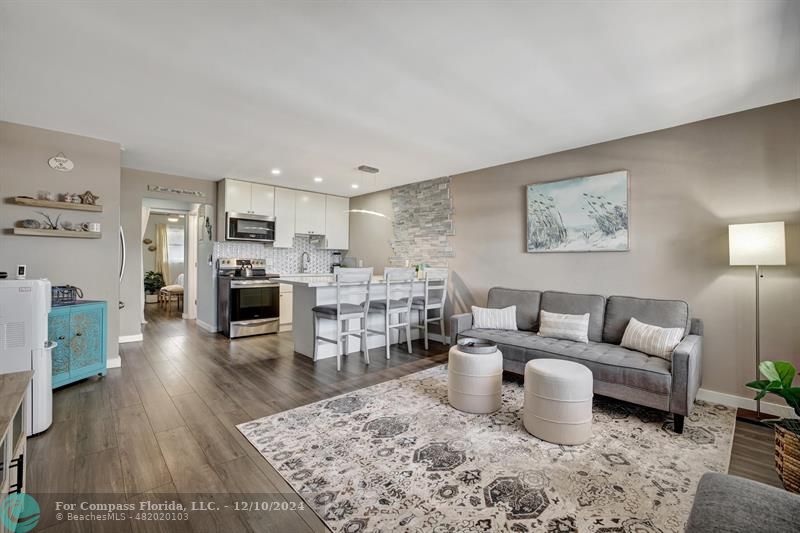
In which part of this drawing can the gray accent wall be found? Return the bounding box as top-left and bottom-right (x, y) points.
(0, 121), (121, 360)
(350, 99), (800, 398)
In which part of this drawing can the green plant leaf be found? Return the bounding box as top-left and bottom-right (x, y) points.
(754, 390), (768, 401)
(759, 361), (781, 382)
(745, 379), (771, 391)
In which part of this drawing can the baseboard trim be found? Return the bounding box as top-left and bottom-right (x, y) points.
(118, 334), (143, 343)
(196, 319), (219, 333)
(107, 356), (122, 369)
(696, 387), (795, 419)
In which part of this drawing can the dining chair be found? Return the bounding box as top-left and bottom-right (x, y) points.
(369, 267), (415, 360)
(411, 268), (448, 349)
(312, 267), (373, 371)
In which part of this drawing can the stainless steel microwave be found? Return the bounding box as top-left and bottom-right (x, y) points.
(226, 212), (276, 242)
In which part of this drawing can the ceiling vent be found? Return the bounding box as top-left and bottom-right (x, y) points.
(357, 165), (380, 174)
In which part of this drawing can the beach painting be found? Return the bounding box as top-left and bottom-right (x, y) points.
(526, 170), (629, 252)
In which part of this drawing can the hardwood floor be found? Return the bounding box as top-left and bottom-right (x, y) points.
(28, 305), (781, 532)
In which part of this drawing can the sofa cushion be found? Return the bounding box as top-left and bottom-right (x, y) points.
(487, 287), (541, 331)
(460, 328), (672, 395)
(603, 295), (689, 344)
(540, 291), (605, 342)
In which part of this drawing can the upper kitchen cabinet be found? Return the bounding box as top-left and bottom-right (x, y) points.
(274, 187), (296, 248)
(324, 195), (349, 250)
(295, 191), (326, 235)
(251, 183), (275, 216)
(218, 179), (275, 216)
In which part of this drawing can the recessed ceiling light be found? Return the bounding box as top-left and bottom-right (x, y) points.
(167, 217), (179, 223)
(271, 168), (281, 175)
(351, 184), (359, 189)
(313, 176), (323, 183)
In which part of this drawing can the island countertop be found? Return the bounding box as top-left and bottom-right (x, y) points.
(277, 275), (425, 288)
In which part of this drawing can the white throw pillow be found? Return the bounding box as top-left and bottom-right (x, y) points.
(538, 310), (590, 343)
(472, 305), (518, 330)
(620, 317), (684, 360)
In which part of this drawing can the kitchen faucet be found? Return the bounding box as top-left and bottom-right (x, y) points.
(300, 251), (311, 273)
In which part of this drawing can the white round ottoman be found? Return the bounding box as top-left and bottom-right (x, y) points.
(523, 359), (593, 445)
(447, 345), (503, 414)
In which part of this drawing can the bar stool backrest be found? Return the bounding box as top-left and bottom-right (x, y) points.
(334, 267), (373, 315)
(423, 268), (448, 308)
(384, 267), (415, 311)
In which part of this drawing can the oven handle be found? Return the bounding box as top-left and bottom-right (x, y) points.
(230, 281), (280, 288)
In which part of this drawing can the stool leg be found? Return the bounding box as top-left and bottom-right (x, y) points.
(439, 313), (445, 344)
(344, 318), (350, 356)
(361, 316), (369, 365)
(336, 318), (342, 371)
(423, 309), (430, 350)
(384, 311), (391, 360)
(405, 313), (412, 354)
(312, 313), (319, 362)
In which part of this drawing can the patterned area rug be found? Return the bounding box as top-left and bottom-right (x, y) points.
(238, 365), (735, 533)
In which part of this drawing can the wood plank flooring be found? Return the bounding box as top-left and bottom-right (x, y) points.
(28, 306), (781, 532)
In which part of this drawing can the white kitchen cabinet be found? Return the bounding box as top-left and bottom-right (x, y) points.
(224, 179), (253, 214)
(274, 187), (296, 248)
(220, 179), (275, 216)
(279, 283), (293, 332)
(251, 183), (275, 217)
(295, 191), (326, 235)
(324, 195), (350, 250)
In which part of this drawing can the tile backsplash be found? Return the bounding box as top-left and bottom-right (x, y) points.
(212, 235), (335, 274)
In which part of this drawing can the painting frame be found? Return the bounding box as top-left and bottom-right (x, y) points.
(526, 170), (630, 253)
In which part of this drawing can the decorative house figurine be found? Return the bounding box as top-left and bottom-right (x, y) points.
(79, 190), (100, 205)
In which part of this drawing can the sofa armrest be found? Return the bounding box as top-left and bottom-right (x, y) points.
(449, 313), (473, 344)
(669, 334), (703, 416)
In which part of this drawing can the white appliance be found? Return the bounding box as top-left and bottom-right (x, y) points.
(0, 279), (53, 435)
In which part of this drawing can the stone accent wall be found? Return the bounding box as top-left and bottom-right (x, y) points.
(390, 177), (454, 267)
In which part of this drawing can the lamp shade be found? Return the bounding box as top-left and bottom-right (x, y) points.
(728, 221), (786, 266)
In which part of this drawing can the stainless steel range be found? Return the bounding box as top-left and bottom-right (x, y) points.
(217, 258), (281, 338)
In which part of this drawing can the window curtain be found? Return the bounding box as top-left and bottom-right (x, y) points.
(155, 223), (171, 285)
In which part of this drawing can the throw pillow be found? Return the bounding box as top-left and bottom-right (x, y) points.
(538, 310), (590, 343)
(472, 305), (518, 330)
(620, 317), (684, 360)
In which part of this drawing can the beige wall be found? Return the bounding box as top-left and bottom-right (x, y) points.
(0, 121), (121, 359)
(119, 168), (216, 338)
(351, 99), (800, 398)
(348, 189), (394, 274)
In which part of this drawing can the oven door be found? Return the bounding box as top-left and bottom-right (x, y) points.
(229, 280), (280, 337)
(226, 212), (275, 242)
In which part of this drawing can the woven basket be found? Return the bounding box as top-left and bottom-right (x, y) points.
(775, 422), (800, 493)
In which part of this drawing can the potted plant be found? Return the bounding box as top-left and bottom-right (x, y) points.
(144, 271), (165, 303)
(746, 360), (800, 493)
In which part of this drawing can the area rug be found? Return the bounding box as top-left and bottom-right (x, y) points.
(238, 365), (735, 533)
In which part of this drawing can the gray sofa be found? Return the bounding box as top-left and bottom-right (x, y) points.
(686, 473), (800, 532)
(450, 288), (703, 433)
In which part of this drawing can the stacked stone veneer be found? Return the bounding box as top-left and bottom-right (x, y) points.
(390, 176), (454, 267)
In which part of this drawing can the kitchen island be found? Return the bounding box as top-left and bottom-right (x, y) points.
(277, 275), (430, 360)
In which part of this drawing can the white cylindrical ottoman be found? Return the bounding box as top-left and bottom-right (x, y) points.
(448, 345), (503, 414)
(523, 359), (593, 445)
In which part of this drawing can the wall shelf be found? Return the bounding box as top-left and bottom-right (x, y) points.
(13, 196), (103, 212)
(13, 228), (101, 239)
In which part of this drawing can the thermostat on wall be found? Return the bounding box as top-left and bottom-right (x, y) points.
(16, 265), (27, 280)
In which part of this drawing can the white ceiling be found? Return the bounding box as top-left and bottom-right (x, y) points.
(1, 1), (798, 197)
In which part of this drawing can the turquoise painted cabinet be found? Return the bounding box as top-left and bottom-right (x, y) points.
(48, 301), (107, 388)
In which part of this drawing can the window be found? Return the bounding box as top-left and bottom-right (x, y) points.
(166, 226), (184, 268)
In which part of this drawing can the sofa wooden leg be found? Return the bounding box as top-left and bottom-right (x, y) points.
(673, 414), (685, 434)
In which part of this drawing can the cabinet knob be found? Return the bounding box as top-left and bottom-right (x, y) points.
(57, 335), (65, 340)
(75, 332), (82, 337)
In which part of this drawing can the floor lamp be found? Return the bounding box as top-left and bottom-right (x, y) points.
(728, 221), (786, 417)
